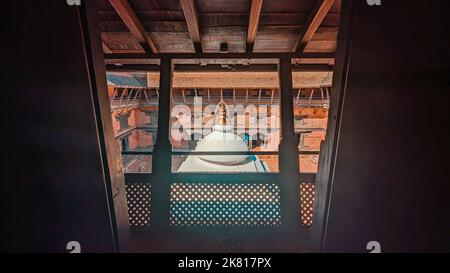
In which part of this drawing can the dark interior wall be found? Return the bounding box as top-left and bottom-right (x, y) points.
(322, 0), (450, 252)
(0, 1), (116, 252)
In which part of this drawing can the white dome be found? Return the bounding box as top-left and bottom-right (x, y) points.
(195, 124), (249, 165)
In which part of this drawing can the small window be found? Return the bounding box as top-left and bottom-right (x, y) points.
(170, 59), (280, 173)
(116, 114), (130, 131)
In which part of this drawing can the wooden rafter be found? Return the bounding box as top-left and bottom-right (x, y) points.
(293, 0), (335, 52)
(246, 0), (263, 52)
(180, 0), (202, 52)
(109, 0), (158, 53)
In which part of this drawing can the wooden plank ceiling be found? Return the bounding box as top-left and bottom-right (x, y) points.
(97, 0), (341, 57)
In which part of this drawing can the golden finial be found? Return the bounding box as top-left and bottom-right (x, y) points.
(218, 101), (227, 125)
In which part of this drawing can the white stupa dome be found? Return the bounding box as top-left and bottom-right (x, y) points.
(177, 101), (269, 173)
(195, 123), (249, 165)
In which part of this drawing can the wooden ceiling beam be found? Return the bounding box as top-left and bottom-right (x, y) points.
(108, 0), (158, 53)
(104, 52), (335, 60)
(106, 63), (334, 72)
(246, 0), (263, 53)
(136, 71), (334, 89)
(180, 0), (202, 53)
(293, 0), (335, 52)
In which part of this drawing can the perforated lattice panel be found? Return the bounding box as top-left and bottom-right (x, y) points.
(125, 183), (151, 228)
(170, 183), (281, 227)
(300, 183), (315, 226)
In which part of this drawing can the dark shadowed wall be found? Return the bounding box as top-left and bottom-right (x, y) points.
(0, 1), (118, 252)
(322, 0), (450, 252)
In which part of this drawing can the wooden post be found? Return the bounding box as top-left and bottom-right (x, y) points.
(151, 58), (173, 233)
(126, 88), (134, 106)
(270, 89), (275, 105)
(143, 88), (150, 103)
(258, 88), (262, 105)
(119, 87), (127, 107)
(296, 89), (301, 105)
(308, 88), (314, 105)
(82, 0), (131, 252)
(278, 57), (301, 234)
(133, 89), (140, 101)
(182, 89), (186, 103)
(246, 89), (249, 105)
(309, 0), (355, 252)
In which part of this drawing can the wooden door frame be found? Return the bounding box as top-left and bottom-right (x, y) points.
(79, 0), (354, 253)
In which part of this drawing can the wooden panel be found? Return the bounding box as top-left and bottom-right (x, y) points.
(310, 26), (339, 40)
(1, 0), (117, 252)
(261, 0), (315, 13)
(254, 25), (302, 52)
(128, 0), (181, 10)
(109, 0), (158, 52)
(102, 32), (145, 52)
(199, 13), (248, 27)
(142, 21), (188, 32)
(102, 41), (114, 53)
(304, 27), (339, 53)
(322, 0), (450, 252)
(98, 9), (185, 22)
(201, 26), (246, 53)
(293, 0), (336, 52)
(99, 20), (129, 32)
(96, 0), (118, 10)
(152, 32), (195, 52)
(137, 10), (186, 20)
(321, 12), (340, 26)
(329, 0), (341, 13)
(304, 40), (337, 53)
(260, 13), (307, 26)
(196, 0), (251, 13)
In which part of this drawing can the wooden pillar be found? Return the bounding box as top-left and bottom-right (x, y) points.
(151, 58), (173, 233)
(278, 57), (300, 233)
(82, 0), (131, 252)
(309, 0), (355, 252)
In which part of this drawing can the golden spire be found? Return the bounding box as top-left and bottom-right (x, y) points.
(218, 101), (227, 125)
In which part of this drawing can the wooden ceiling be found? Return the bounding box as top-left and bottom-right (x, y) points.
(96, 0), (341, 55)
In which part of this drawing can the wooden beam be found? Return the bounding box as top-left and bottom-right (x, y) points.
(106, 63), (333, 72)
(246, 0), (263, 52)
(139, 71), (334, 89)
(104, 52), (335, 60)
(108, 0), (158, 53)
(106, 64), (160, 72)
(293, 0), (335, 52)
(180, 0), (202, 52)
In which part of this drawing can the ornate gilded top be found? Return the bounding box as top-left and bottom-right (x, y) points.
(218, 101), (227, 125)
